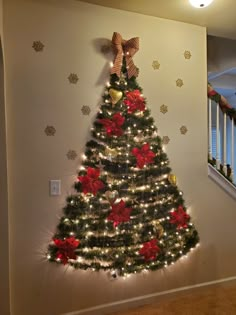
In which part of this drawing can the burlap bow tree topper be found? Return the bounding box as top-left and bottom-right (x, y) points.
(110, 32), (139, 79)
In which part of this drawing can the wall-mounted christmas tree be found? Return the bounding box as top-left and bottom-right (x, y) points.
(47, 32), (199, 277)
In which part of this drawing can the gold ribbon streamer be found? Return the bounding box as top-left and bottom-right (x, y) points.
(110, 32), (139, 79)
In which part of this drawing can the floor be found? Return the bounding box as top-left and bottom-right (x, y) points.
(111, 282), (236, 315)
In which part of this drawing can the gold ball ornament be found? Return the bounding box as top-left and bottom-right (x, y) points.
(153, 221), (164, 238)
(126, 257), (134, 265)
(105, 190), (119, 204)
(105, 147), (118, 158)
(168, 174), (177, 185)
(133, 233), (140, 242)
(135, 111), (144, 117)
(109, 88), (123, 105)
(106, 175), (114, 184)
(134, 134), (145, 143)
(129, 182), (136, 192)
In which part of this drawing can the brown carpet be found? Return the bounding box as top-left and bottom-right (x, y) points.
(111, 282), (236, 315)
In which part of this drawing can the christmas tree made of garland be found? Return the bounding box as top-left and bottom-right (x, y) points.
(47, 32), (199, 276)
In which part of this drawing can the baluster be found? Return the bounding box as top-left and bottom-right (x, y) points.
(231, 118), (234, 182)
(223, 112), (227, 174)
(208, 99), (212, 160)
(216, 103), (220, 169)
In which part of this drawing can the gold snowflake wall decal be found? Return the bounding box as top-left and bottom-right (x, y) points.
(176, 79), (184, 87)
(152, 60), (160, 70)
(66, 150), (78, 160)
(81, 105), (91, 115)
(162, 136), (170, 144)
(44, 125), (56, 136)
(160, 104), (168, 114)
(180, 126), (188, 135)
(184, 50), (192, 59)
(32, 41), (44, 52)
(68, 73), (79, 84)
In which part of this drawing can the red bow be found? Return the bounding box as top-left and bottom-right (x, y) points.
(208, 90), (217, 97)
(110, 32), (139, 79)
(170, 206), (190, 229)
(107, 200), (132, 227)
(124, 89), (145, 113)
(54, 237), (79, 265)
(132, 143), (155, 168)
(208, 84), (232, 110)
(78, 167), (104, 195)
(139, 239), (160, 261)
(99, 113), (125, 136)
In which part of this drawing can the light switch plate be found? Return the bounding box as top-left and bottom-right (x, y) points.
(50, 180), (61, 196)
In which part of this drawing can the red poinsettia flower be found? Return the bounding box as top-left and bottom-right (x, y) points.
(139, 239), (160, 261)
(124, 89), (145, 113)
(53, 236), (80, 265)
(132, 143), (155, 168)
(170, 206), (190, 229)
(107, 199), (132, 227)
(99, 113), (125, 136)
(78, 167), (104, 195)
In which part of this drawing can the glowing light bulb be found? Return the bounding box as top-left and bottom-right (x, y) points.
(189, 0), (214, 8)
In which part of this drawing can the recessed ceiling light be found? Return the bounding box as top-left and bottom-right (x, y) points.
(189, 0), (214, 8)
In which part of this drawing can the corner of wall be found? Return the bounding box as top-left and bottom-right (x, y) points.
(0, 2), (11, 314)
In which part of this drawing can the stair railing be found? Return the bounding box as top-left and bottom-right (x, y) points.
(208, 84), (236, 185)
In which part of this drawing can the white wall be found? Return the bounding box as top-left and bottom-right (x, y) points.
(3, 1), (236, 314)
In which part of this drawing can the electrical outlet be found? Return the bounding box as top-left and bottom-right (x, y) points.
(50, 180), (61, 196)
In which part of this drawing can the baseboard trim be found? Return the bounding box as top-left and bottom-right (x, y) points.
(63, 275), (236, 315)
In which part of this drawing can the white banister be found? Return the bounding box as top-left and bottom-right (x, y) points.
(208, 91), (236, 190)
(216, 103), (220, 169)
(208, 99), (212, 160)
(231, 118), (234, 182)
(223, 112), (227, 174)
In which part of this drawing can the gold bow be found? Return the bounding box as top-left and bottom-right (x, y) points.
(110, 32), (139, 79)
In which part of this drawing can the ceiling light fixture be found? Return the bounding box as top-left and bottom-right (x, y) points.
(189, 0), (214, 8)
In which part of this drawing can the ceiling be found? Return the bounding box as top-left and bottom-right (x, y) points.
(79, 0), (236, 40)
(209, 68), (236, 107)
